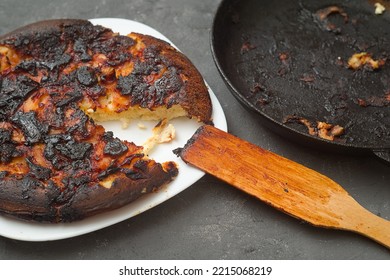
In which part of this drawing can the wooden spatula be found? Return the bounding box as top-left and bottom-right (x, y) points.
(175, 125), (390, 249)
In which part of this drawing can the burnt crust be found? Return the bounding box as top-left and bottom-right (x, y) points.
(0, 162), (178, 222)
(0, 19), (215, 222)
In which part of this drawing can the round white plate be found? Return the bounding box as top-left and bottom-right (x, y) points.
(0, 18), (227, 241)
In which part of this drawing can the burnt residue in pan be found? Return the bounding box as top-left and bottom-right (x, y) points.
(215, 0), (390, 148)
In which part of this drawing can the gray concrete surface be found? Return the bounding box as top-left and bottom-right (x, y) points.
(0, 0), (389, 259)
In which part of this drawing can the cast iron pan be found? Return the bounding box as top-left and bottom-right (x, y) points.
(211, 0), (390, 162)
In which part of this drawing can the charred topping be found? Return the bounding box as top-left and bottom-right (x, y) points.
(133, 159), (148, 172)
(117, 66), (184, 109)
(90, 35), (135, 66)
(0, 75), (39, 121)
(62, 174), (91, 190)
(65, 106), (90, 138)
(154, 68), (183, 105)
(122, 168), (148, 180)
(0, 128), (12, 143)
(117, 74), (150, 100)
(25, 157), (52, 180)
(45, 180), (62, 204)
(120, 153), (145, 166)
(73, 39), (92, 62)
(0, 128), (21, 163)
(97, 164), (120, 180)
(97, 153), (147, 180)
(55, 91), (83, 107)
(165, 161), (179, 177)
(20, 175), (45, 200)
(54, 138), (92, 160)
(102, 131), (128, 157)
(43, 134), (92, 169)
(15, 60), (38, 76)
(132, 57), (162, 75)
(76, 66), (98, 87)
(11, 111), (49, 144)
(0, 141), (19, 163)
(119, 160), (150, 180)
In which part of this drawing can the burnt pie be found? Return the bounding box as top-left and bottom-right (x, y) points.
(0, 19), (212, 222)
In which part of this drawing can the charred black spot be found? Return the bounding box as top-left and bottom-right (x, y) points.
(143, 45), (160, 59)
(55, 71), (77, 86)
(103, 131), (128, 157)
(55, 91), (83, 108)
(120, 153), (144, 166)
(55, 139), (92, 160)
(133, 159), (148, 172)
(117, 73), (149, 97)
(55, 187), (75, 205)
(91, 36), (134, 65)
(165, 161), (179, 177)
(107, 53), (132, 66)
(62, 174), (91, 190)
(77, 66), (97, 86)
(45, 180), (62, 204)
(85, 84), (105, 99)
(40, 53), (72, 71)
(0, 75), (39, 120)
(0, 128), (12, 144)
(71, 158), (92, 172)
(132, 58), (162, 75)
(154, 68), (183, 104)
(44, 134), (87, 170)
(11, 111), (48, 144)
(120, 159), (150, 180)
(97, 164), (120, 180)
(62, 20), (110, 43)
(20, 175), (44, 200)
(45, 106), (65, 129)
(122, 168), (148, 180)
(25, 157), (52, 180)
(4, 29), (63, 60)
(0, 142), (18, 163)
(65, 107), (90, 137)
(15, 60), (38, 76)
(44, 141), (69, 170)
(73, 39), (92, 62)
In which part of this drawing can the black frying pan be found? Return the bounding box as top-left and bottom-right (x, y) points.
(211, 0), (390, 162)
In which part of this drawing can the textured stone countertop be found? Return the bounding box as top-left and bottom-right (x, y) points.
(0, 0), (389, 259)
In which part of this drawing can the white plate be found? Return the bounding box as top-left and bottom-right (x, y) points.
(0, 18), (227, 241)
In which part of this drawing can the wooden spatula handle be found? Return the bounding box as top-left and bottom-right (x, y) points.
(178, 125), (390, 249)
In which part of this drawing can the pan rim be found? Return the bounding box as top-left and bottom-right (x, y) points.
(210, 0), (390, 152)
